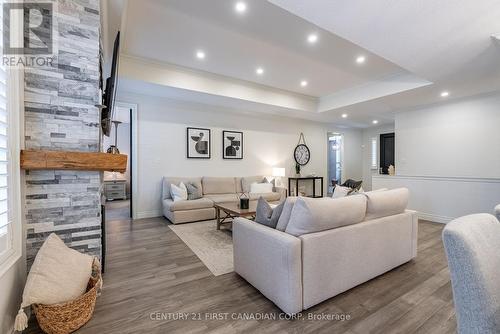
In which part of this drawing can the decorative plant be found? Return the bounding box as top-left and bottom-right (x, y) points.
(295, 163), (301, 175)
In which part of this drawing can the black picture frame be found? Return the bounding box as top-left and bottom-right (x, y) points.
(187, 127), (211, 159)
(222, 130), (243, 159)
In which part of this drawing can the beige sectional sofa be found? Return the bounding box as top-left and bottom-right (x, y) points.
(233, 188), (418, 314)
(162, 176), (286, 224)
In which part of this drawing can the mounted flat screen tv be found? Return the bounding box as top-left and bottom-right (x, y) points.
(102, 31), (120, 137)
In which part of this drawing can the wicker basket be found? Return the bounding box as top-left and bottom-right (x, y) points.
(33, 258), (102, 334)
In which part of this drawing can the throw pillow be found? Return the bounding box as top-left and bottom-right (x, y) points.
(357, 186), (365, 193)
(341, 179), (363, 191)
(170, 182), (188, 202)
(276, 197), (298, 231)
(332, 185), (351, 198)
(264, 177), (276, 187)
(363, 188), (409, 220)
(285, 196), (367, 236)
(255, 197), (285, 228)
(347, 186), (365, 196)
(186, 182), (202, 200)
(15, 233), (93, 331)
(242, 176), (266, 193)
(362, 188), (388, 195)
(250, 182), (273, 194)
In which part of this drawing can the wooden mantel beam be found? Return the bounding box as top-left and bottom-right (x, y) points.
(20, 150), (127, 173)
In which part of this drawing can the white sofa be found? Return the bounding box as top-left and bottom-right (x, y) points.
(233, 188), (418, 314)
(162, 176), (286, 224)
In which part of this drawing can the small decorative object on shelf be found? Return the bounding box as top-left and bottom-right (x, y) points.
(106, 120), (122, 154)
(388, 165), (395, 176)
(239, 192), (249, 209)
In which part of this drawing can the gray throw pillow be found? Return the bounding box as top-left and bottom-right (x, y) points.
(276, 197), (298, 231)
(255, 197), (285, 228)
(186, 182), (202, 200)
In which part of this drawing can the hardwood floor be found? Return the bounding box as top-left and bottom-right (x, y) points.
(27, 218), (455, 334)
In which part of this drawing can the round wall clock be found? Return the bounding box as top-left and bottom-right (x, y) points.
(294, 144), (310, 165)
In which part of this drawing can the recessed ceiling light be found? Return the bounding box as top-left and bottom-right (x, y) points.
(235, 1), (247, 13)
(300, 80), (308, 87)
(341, 113), (348, 118)
(196, 50), (205, 59)
(356, 55), (366, 64)
(307, 34), (318, 44)
(372, 120), (379, 124)
(256, 67), (264, 75)
(440, 91), (449, 97)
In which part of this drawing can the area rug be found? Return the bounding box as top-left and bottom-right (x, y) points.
(168, 220), (234, 276)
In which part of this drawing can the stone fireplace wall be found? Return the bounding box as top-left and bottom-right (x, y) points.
(24, 0), (102, 266)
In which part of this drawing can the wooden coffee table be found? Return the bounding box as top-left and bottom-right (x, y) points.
(215, 201), (258, 230)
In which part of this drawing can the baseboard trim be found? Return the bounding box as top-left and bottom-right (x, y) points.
(136, 210), (162, 219)
(372, 174), (500, 183)
(417, 212), (453, 224)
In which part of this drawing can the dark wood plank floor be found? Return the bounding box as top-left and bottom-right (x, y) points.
(27, 217), (455, 334)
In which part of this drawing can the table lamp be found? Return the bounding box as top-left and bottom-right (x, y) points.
(272, 167), (286, 187)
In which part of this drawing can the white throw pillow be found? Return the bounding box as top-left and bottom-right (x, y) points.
(332, 185), (351, 198)
(364, 188), (409, 220)
(250, 182), (273, 194)
(15, 233), (93, 330)
(363, 187), (388, 195)
(170, 182), (188, 202)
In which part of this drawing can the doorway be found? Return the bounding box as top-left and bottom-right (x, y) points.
(103, 102), (138, 220)
(379, 132), (395, 174)
(327, 133), (343, 195)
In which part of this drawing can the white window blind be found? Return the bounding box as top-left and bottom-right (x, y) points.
(370, 137), (377, 170)
(0, 1), (10, 258)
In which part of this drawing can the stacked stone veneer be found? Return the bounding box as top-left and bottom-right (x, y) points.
(24, 0), (102, 266)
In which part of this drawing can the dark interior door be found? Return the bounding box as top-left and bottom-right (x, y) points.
(380, 133), (395, 174)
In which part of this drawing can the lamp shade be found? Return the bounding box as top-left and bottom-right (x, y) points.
(272, 167), (285, 177)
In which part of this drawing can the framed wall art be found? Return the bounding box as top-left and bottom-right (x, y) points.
(222, 130), (243, 159)
(187, 127), (211, 159)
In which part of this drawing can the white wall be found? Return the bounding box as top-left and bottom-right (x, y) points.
(396, 93), (500, 178)
(374, 92), (500, 222)
(117, 91), (363, 218)
(0, 258), (25, 334)
(362, 123), (395, 190)
(373, 175), (500, 223)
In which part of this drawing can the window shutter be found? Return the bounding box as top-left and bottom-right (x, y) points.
(0, 1), (11, 256)
(370, 138), (377, 170)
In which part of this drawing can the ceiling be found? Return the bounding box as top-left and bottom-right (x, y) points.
(103, 0), (500, 128)
(270, 0), (500, 83)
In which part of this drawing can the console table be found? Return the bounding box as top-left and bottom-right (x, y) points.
(288, 176), (324, 198)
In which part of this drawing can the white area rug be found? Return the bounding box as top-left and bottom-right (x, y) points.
(168, 220), (234, 276)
